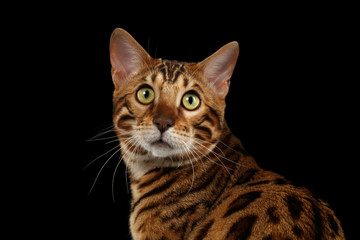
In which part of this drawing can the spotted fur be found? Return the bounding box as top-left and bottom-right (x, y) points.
(109, 28), (345, 240)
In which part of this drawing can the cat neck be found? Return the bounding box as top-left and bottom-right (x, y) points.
(127, 124), (259, 182)
(128, 126), (260, 210)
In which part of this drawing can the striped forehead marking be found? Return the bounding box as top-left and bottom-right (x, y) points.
(155, 60), (186, 83)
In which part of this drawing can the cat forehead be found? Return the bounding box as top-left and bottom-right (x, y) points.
(141, 59), (203, 92)
(152, 60), (191, 83)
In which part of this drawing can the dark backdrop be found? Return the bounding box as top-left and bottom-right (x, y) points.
(23, 4), (354, 239)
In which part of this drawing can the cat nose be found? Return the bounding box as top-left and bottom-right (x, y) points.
(153, 117), (174, 133)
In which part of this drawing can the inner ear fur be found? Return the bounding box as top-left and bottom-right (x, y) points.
(110, 28), (154, 88)
(197, 42), (239, 99)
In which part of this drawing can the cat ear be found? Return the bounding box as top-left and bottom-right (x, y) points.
(198, 41), (239, 99)
(110, 28), (152, 88)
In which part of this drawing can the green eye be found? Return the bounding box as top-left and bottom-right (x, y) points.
(137, 87), (155, 104)
(182, 92), (200, 110)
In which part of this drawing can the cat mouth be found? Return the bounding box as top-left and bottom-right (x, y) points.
(151, 139), (173, 149)
(149, 139), (174, 157)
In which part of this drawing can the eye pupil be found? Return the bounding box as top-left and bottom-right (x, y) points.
(182, 92), (200, 110)
(137, 87), (155, 104)
(187, 96), (193, 104)
(143, 90), (150, 98)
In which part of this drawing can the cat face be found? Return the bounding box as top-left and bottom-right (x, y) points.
(110, 28), (238, 174)
(113, 60), (222, 160)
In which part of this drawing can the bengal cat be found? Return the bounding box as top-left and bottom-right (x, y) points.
(109, 28), (345, 240)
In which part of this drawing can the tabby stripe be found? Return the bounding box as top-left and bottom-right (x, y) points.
(151, 73), (157, 82)
(183, 164), (220, 195)
(273, 178), (288, 185)
(286, 195), (304, 220)
(196, 114), (215, 126)
(132, 176), (178, 211)
(160, 201), (200, 222)
(126, 141), (137, 152)
(183, 78), (189, 88)
(114, 94), (127, 108)
(138, 168), (175, 189)
(172, 69), (181, 82)
(209, 137), (219, 145)
(308, 199), (324, 240)
(125, 100), (134, 114)
(226, 215), (257, 240)
(113, 95), (127, 115)
(194, 125), (212, 139)
(193, 219), (214, 240)
(124, 143), (147, 156)
(135, 197), (180, 222)
(247, 180), (271, 187)
(137, 147), (148, 155)
(155, 62), (186, 83)
(164, 62), (173, 80)
(164, 163), (220, 200)
(233, 168), (259, 186)
(137, 222), (144, 232)
(119, 125), (132, 130)
(267, 207), (280, 224)
(134, 164), (219, 220)
(327, 213), (340, 235)
(193, 83), (201, 91)
(207, 172), (232, 212)
(194, 133), (205, 141)
(179, 221), (190, 239)
(119, 114), (135, 121)
(208, 106), (221, 130)
(171, 64), (184, 83)
(144, 167), (162, 176)
(223, 191), (262, 218)
(118, 134), (131, 139)
(292, 225), (304, 238)
(159, 67), (167, 81)
(134, 201), (160, 222)
(115, 98), (134, 116)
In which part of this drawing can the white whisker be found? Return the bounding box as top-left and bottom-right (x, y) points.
(193, 141), (232, 175)
(217, 139), (238, 154)
(87, 128), (115, 141)
(88, 135), (119, 142)
(195, 140), (240, 166)
(86, 133), (136, 197)
(191, 142), (232, 174)
(106, 138), (120, 145)
(88, 147), (121, 195)
(188, 158), (195, 194)
(183, 140), (207, 173)
(112, 155), (124, 202)
(83, 144), (120, 171)
(179, 140), (196, 194)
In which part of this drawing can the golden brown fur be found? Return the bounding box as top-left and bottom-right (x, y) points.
(110, 28), (345, 240)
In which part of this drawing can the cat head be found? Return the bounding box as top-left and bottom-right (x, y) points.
(110, 28), (238, 175)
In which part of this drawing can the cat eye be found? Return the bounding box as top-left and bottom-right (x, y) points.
(137, 86), (155, 105)
(182, 92), (200, 111)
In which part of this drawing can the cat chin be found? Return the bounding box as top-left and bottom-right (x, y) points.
(150, 141), (174, 157)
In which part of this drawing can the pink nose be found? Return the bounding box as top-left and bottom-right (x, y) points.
(153, 117), (174, 132)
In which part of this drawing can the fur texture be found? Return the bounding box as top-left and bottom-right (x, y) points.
(110, 28), (345, 240)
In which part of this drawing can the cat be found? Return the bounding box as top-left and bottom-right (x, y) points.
(109, 28), (345, 240)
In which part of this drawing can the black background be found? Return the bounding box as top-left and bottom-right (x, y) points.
(14, 3), (355, 239)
